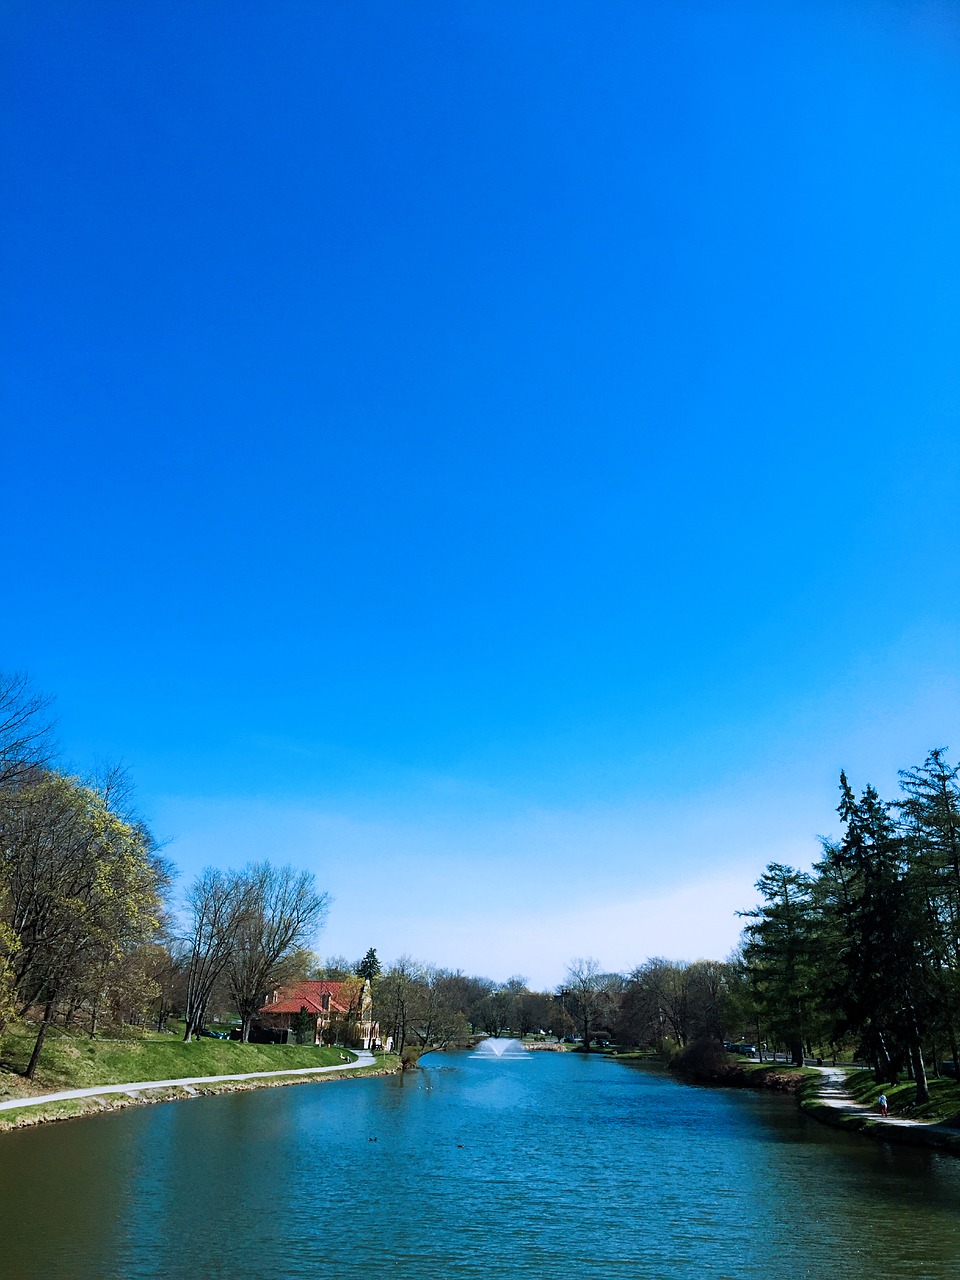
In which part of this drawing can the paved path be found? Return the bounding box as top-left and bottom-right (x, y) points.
(813, 1066), (923, 1129)
(0, 1050), (376, 1112)
(811, 1066), (959, 1141)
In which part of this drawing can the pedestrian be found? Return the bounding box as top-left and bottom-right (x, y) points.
(878, 1092), (888, 1117)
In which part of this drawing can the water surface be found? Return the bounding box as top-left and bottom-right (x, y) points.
(1, 1051), (958, 1279)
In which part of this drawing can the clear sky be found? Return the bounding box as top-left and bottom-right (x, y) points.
(3, 1), (959, 988)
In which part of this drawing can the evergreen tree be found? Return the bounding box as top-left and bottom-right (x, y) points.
(898, 749), (960, 1073)
(818, 774), (931, 1100)
(740, 863), (820, 1065)
(357, 947), (381, 984)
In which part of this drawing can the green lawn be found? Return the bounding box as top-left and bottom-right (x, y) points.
(0, 1023), (355, 1103)
(844, 1067), (960, 1126)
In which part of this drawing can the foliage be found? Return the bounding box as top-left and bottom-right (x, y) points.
(291, 1005), (315, 1045)
(738, 753), (960, 1105)
(357, 947), (381, 984)
(0, 769), (168, 1076)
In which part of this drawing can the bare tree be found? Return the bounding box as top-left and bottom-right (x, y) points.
(180, 867), (248, 1041)
(374, 956), (422, 1052)
(408, 967), (470, 1048)
(0, 672), (55, 790)
(636, 958), (696, 1048)
(563, 957), (619, 1050)
(226, 863), (329, 1041)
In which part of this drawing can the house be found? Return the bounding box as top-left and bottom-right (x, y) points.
(256, 979), (378, 1048)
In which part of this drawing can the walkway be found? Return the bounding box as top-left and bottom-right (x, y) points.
(0, 1049), (376, 1112)
(814, 1066), (926, 1129)
(809, 1066), (960, 1150)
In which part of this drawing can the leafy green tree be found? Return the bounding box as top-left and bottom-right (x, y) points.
(1, 771), (167, 1076)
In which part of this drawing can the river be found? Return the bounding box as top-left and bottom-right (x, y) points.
(1, 1050), (958, 1279)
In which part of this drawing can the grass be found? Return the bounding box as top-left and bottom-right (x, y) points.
(734, 1060), (819, 1082)
(843, 1067), (960, 1127)
(0, 1022), (356, 1104)
(0, 1051), (401, 1134)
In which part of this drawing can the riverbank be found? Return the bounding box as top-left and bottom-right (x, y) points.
(615, 1043), (817, 1094)
(799, 1067), (960, 1156)
(0, 1026), (400, 1133)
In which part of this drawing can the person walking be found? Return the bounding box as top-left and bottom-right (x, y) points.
(878, 1092), (888, 1117)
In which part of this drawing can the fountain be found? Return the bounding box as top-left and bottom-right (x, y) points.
(471, 1037), (529, 1059)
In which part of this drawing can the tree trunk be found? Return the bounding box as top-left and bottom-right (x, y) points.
(948, 1026), (960, 1079)
(910, 1037), (930, 1105)
(25, 1000), (55, 1080)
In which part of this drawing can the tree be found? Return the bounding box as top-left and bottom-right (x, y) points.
(357, 948), (381, 984)
(563, 957), (614, 1051)
(817, 774), (933, 1101)
(180, 867), (248, 1042)
(315, 954), (354, 980)
(225, 863), (329, 1042)
(433, 971), (494, 1033)
(292, 1005), (315, 1045)
(740, 864), (820, 1065)
(478, 987), (514, 1037)
(374, 956), (422, 1051)
(686, 960), (736, 1044)
(0, 672), (54, 791)
(898, 749), (960, 1070)
(0, 913), (19, 1045)
(0, 771), (167, 1076)
(408, 968), (470, 1048)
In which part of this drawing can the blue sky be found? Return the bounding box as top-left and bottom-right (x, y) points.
(3, 2), (959, 986)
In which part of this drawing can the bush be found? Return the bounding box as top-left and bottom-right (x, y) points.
(673, 1037), (728, 1078)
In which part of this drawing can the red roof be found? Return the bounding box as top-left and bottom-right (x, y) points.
(258, 980), (358, 1017)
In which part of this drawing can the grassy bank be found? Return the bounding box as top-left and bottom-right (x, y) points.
(798, 1070), (960, 1155)
(841, 1068), (960, 1126)
(0, 1022), (401, 1135)
(0, 1024), (352, 1099)
(0, 1023), (401, 1134)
